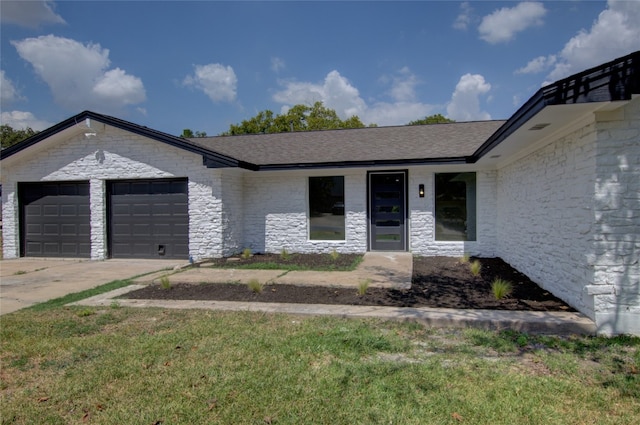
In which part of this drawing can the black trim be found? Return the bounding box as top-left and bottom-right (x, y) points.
(257, 157), (471, 171)
(473, 50), (639, 160)
(0, 111), (250, 170)
(367, 170), (409, 252)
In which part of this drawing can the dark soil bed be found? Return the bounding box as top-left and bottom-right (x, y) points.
(125, 255), (574, 312)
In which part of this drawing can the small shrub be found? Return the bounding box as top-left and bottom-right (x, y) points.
(280, 248), (290, 261)
(248, 278), (263, 293)
(357, 279), (371, 296)
(459, 253), (470, 264)
(241, 248), (252, 259)
(160, 275), (172, 290)
(330, 249), (340, 261)
(469, 260), (482, 277)
(76, 308), (95, 317)
(491, 278), (513, 300)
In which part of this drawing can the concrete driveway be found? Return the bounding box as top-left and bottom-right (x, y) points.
(0, 258), (184, 315)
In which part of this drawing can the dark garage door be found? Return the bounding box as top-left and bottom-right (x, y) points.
(108, 179), (189, 259)
(19, 181), (91, 257)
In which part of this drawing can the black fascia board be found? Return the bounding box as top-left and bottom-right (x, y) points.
(1, 110), (253, 170)
(255, 156), (471, 171)
(472, 50), (639, 161)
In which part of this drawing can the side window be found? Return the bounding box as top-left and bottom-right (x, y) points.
(435, 172), (476, 241)
(309, 176), (345, 240)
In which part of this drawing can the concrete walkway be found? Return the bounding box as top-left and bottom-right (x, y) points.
(70, 252), (596, 335)
(0, 258), (183, 314)
(134, 251), (413, 289)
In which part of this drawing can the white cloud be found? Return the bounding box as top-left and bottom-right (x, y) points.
(453, 2), (473, 31)
(1, 110), (52, 131)
(543, 0), (640, 83)
(478, 2), (546, 44)
(271, 57), (285, 73)
(11, 35), (146, 113)
(515, 55), (557, 75)
(446, 73), (492, 121)
(183, 63), (237, 103)
(1, 70), (23, 105)
(272, 68), (435, 126)
(1, 0), (65, 28)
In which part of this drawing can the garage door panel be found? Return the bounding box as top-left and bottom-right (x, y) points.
(108, 178), (188, 259)
(19, 182), (90, 258)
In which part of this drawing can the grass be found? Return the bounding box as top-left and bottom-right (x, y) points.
(241, 247), (252, 259)
(1, 308), (639, 424)
(159, 275), (172, 290)
(210, 255), (363, 272)
(491, 278), (513, 300)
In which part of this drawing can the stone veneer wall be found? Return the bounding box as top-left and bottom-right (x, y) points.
(497, 98), (640, 335)
(1, 126), (221, 260)
(409, 168), (497, 258)
(590, 98), (640, 335)
(241, 170), (367, 254)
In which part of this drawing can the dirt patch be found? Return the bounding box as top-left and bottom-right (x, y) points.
(124, 255), (573, 312)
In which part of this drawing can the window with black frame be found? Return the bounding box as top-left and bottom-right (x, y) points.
(308, 176), (345, 240)
(435, 172), (476, 241)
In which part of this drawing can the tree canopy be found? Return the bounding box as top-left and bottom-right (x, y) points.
(407, 114), (455, 126)
(221, 102), (369, 135)
(1, 125), (38, 150)
(180, 129), (207, 138)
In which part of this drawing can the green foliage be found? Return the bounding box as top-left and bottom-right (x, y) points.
(330, 249), (340, 261)
(280, 248), (290, 261)
(247, 278), (263, 293)
(357, 279), (371, 296)
(241, 247), (252, 259)
(407, 114), (455, 126)
(491, 278), (513, 300)
(459, 253), (470, 264)
(160, 275), (171, 290)
(221, 101), (370, 135)
(76, 308), (95, 317)
(469, 260), (482, 277)
(1, 124), (38, 149)
(180, 128), (207, 138)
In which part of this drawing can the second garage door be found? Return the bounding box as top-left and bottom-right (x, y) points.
(108, 179), (189, 259)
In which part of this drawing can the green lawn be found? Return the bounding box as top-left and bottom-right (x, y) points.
(1, 303), (638, 424)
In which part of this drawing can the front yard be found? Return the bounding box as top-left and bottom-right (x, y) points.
(1, 304), (639, 424)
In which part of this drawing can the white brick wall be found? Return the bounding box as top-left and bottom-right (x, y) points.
(496, 122), (599, 318)
(1, 125), (221, 260)
(590, 98), (640, 335)
(409, 167), (497, 257)
(496, 97), (640, 335)
(241, 169), (367, 254)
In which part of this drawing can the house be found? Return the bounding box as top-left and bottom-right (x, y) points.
(1, 51), (638, 335)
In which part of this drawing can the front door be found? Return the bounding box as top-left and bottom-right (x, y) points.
(369, 171), (406, 251)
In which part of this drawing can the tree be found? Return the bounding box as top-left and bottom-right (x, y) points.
(221, 101), (368, 135)
(407, 114), (455, 126)
(180, 129), (207, 138)
(1, 125), (38, 149)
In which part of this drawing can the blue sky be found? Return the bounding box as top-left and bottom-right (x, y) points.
(1, 1), (639, 136)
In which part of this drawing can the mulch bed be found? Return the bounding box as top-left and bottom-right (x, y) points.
(124, 254), (574, 312)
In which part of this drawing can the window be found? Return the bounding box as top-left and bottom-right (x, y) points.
(435, 172), (476, 241)
(309, 176), (345, 240)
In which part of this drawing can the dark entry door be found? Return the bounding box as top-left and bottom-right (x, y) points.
(19, 181), (91, 257)
(369, 172), (406, 251)
(107, 179), (189, 259)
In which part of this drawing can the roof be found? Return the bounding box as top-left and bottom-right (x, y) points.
(189, 120), (505, 170)
(2, 50), (638, 171)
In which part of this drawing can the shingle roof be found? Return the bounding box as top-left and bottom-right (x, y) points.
(190, 120), (506, 169)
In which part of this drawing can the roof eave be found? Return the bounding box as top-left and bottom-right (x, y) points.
(1, 110), (250, 169)
(471, 50), (640, 161)
(255, 156), (472, 171)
